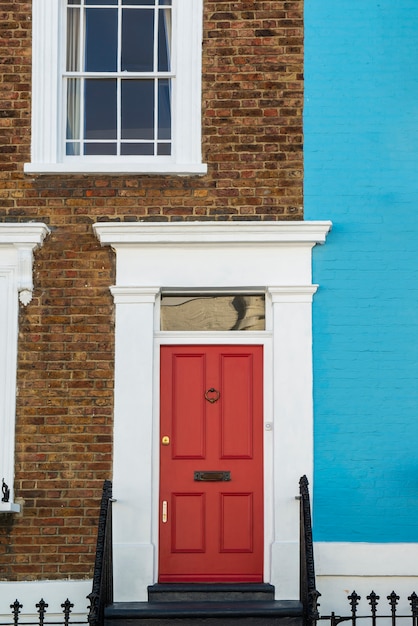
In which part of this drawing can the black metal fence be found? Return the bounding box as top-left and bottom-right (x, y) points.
(0, 599), (87, 626)
(318, 591), (418, 626)
(300, 475), (321, 626)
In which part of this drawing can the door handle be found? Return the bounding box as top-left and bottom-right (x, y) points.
(162, 500), (168, 523)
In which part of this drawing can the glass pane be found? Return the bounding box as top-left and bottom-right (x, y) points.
(121, 143), (154, 155)
(158, 79), (171, 140)
(160, 295), (266, 331)
(122, 0), (155, 4)
(66, 78), (81, 140)
(85, 8), (117, 71)
(159, 0), (172, 5)
(84, 143), (117, 155)
(158, 8), (171, 71)
(68, 1), (81, 5)
(122, 9), (154, 72)
(67, 8), (80, 71)
(121, 80), (154, 140)
(66, 142), (80, 156)
(157, 143), (171, 155)
(85, 79), (117, 139)
(86, 0), (117, 4)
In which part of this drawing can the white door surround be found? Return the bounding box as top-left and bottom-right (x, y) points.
(93, 220), (332, 602)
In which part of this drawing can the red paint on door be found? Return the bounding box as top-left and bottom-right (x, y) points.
(159, 345), (263, 582)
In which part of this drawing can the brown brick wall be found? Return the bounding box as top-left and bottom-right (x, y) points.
(0, 0), (303, 580)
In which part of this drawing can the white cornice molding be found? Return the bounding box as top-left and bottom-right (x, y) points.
(0, 223), (50, 246)
(93, 221), (332, 246)
(0, 224), (50, 305)
(110, 286), (160, 304)
(268, 286), (319, 303)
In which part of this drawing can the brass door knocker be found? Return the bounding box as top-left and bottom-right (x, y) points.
(205, 388), (220, 403)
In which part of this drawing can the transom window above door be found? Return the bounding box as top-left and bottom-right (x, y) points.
(160, 294), (266, 331)
(66, 0), (172, 157)
(25, 0), (206, 175)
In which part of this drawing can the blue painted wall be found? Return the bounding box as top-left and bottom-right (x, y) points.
(304, 1), (418, 541)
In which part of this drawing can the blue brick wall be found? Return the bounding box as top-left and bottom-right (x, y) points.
(304, 0), (418, 541)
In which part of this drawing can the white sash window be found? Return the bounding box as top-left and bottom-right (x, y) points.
(25, 0), (206, 175)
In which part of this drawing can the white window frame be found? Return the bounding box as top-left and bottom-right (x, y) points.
(25, 0), (206, 176)
(0, 224), (50, 513)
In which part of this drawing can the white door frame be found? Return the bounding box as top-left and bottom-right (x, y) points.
(94, 220), (331, 602)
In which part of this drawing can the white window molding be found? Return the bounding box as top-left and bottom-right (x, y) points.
(25, 0), (206, 176)
(93, 220), (332, 601)
(0, 223), (50, 513)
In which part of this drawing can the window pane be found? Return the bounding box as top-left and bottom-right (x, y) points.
(157, 143), (171, 155)
(86, 0), (117, 5)
(160, 295), (266, 331)
(67, 8), (80, 71)
(85, 143), (117, 155)
(85, 79), (117, 140)
(158, 8), (171, 71)
(158, 79), (171, 140)
(121, 9), (154, 72)
(85, 8), (117, 72)
(121, 80), (154, 140)
(66, 142), (81, 156)
(122, 0), (155, 4)
(66, 78), (81, 140)
(121, 143), (155, 155)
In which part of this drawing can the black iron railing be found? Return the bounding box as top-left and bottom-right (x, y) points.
(0, 599), (87, 626)
(319, 590), (418, 626)
(300, 475), (321, 626)
(87, 479), (113, 626)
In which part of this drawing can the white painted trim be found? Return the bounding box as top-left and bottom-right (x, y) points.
(0, 580), (91, 619)
(94, 220), (331, 601)
(315, 542), (418, 577)
(94, 220), (332, 245)
(0, 224), (50, 512)
(24, 162), (208, 176)
(25, 0), (206, 176)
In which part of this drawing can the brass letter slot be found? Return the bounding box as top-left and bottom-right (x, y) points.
(194, 471), (231, 482)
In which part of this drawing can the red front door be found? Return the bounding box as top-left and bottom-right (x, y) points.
(159, 345), (263, 583)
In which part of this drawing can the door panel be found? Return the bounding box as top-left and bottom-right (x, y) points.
(159, 345), (263, 582)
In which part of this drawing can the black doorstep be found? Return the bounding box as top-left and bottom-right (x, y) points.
(104, 583), (303, 626)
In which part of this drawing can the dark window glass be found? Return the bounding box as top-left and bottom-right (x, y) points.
(122, 9), (154, 72)
(85, 79), (117, 139)
(84, 143), (117, 155)
(122, 0), (155, 5)
(85, 9), (117, 72)
(158, 79), (171, 140)
(86, 0), (117, 5)
(158, 9), (171, 71)
(121, 143), (155, 155)
(157, 143), (171, 155)
(121, 80), (154, 140)
(66, 142), (81, 156)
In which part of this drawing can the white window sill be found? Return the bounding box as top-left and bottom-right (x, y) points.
(0, 502), (21, 513)
(24, 162), (208, 176)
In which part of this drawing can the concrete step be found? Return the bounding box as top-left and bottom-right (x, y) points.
(148, 583), (276, 602)
(104, 598), (303, 626)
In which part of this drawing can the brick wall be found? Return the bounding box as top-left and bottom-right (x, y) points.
(0, 0), (303, 579)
